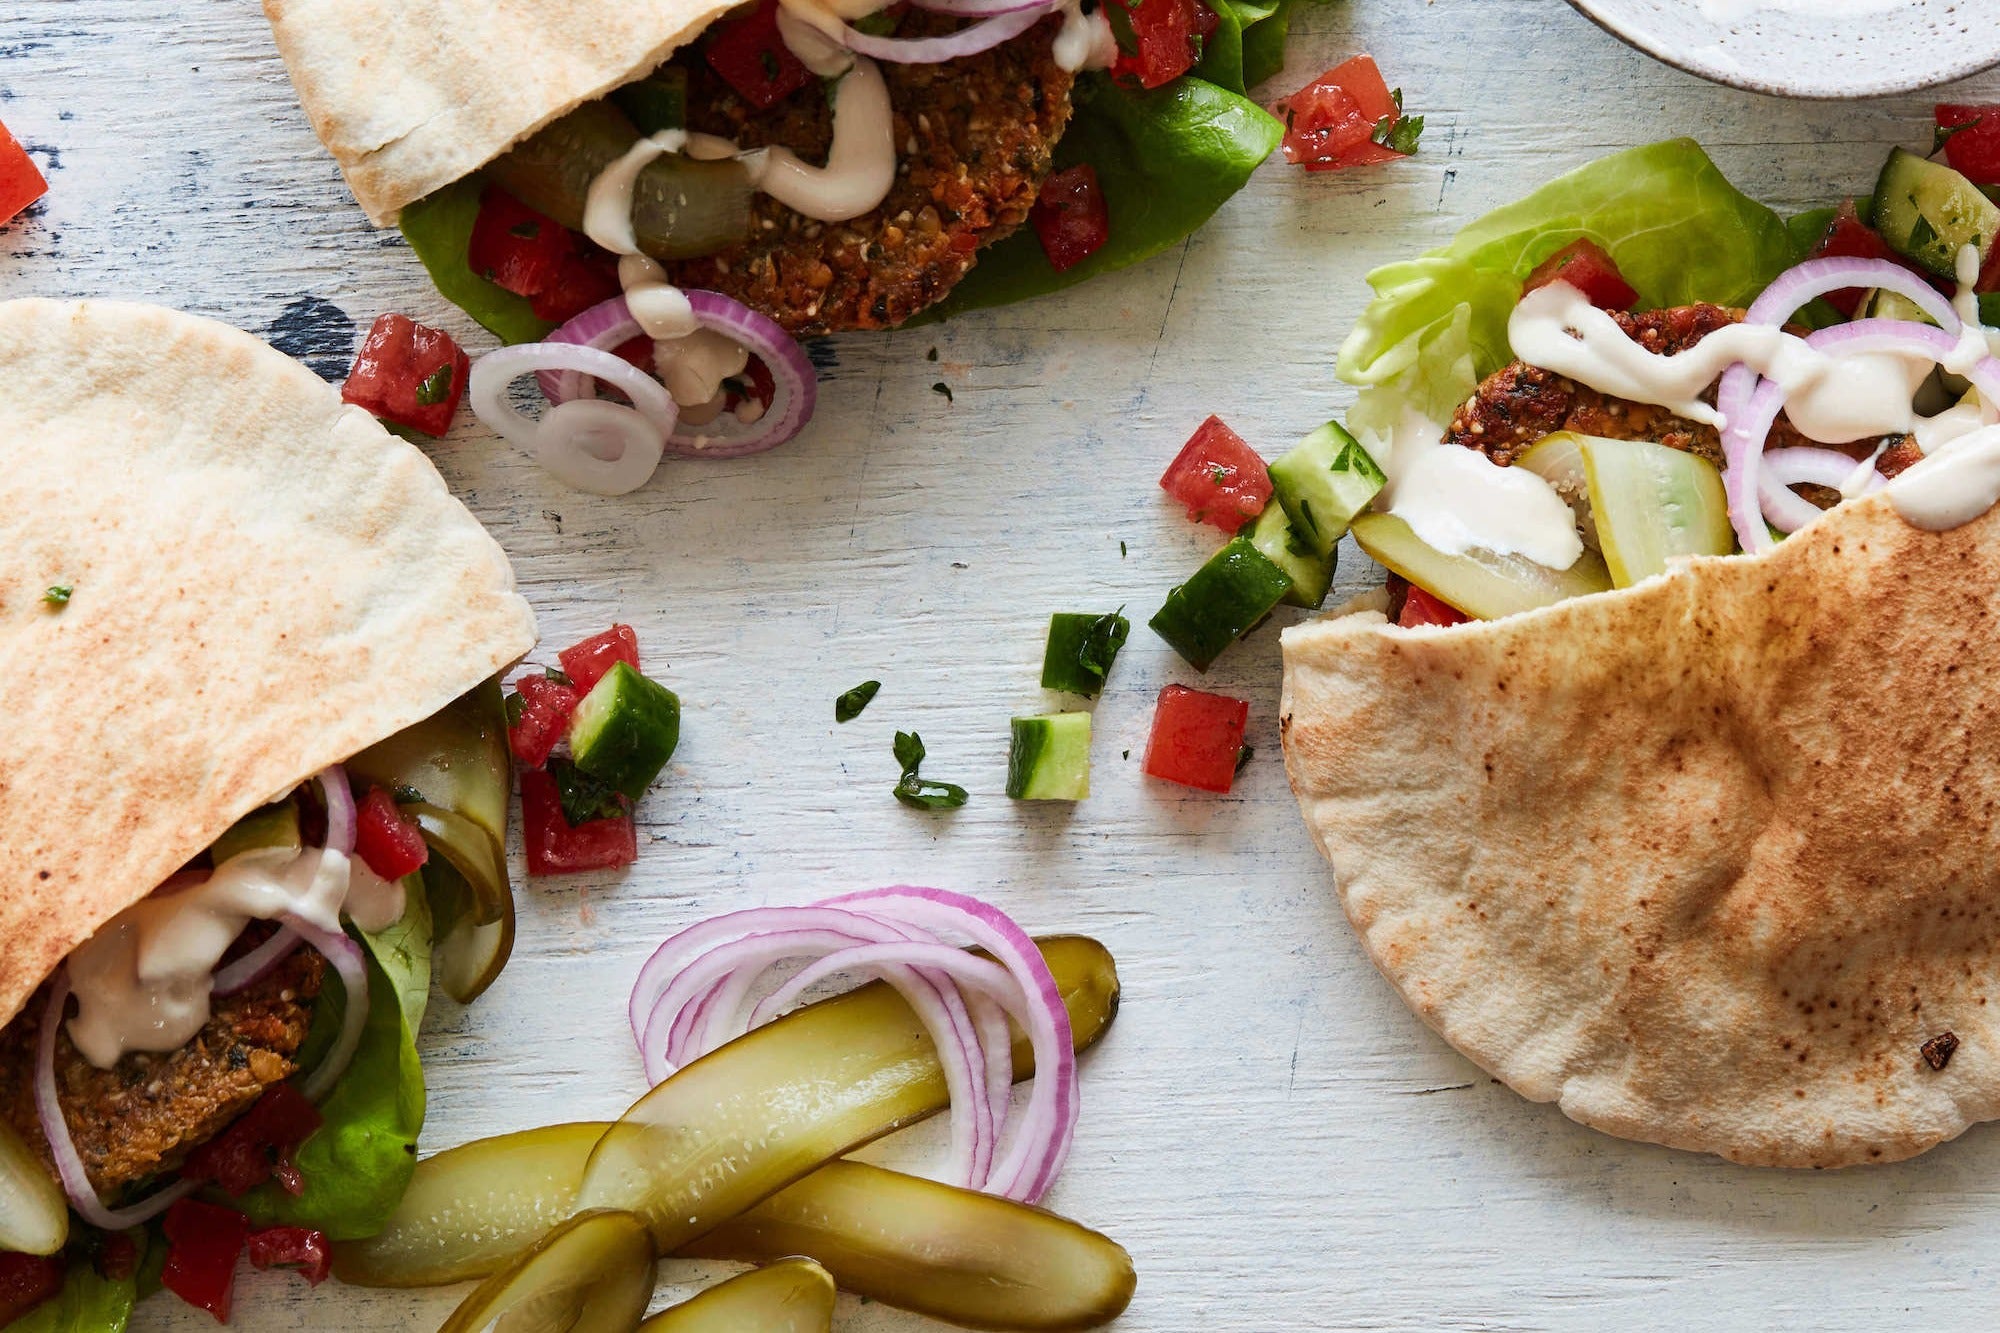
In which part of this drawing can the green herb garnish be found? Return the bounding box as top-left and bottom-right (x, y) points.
(1235, 744), (1255, 774)
(1370, 91), (1425, 156)
(892, 731), (968, 810)
(1936, 116), (1984, 157)
(836, 680), (881, 723)
(504, 692), (524, 728)
(548, 757), (627, 826)
(393, 783), (425, 805)
(415, 363), (455, 407)
(544, 667), (574, 686)
(1909, 210), (1939, 251)
(42, 584), (71, 607)
(926, 346), (939, 361)
(932, 382), (954, 403)
(854, 9), (899, 35)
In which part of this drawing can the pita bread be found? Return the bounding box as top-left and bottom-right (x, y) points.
(0, 299), (536, 1029)
(1281, 494), (2000, 1167)
(263, 0), (743, 226)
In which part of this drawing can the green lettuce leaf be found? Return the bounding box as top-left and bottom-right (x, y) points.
(3, 1246), (141, 1333)
(1336, 139), (1802, 414)
(239, 884), (431, 1241)
(398, 177), (553, 346)
(922, 73), (1282, 319)
(1191, 0), (1280, 96)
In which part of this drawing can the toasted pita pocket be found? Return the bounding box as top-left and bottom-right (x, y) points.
(0, 299), (536, 1029)
(1281, 495), (2000, 1167)
(263, 0), (743, 225)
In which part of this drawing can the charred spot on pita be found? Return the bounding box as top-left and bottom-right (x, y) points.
(1921, 1031), (1960, 1070)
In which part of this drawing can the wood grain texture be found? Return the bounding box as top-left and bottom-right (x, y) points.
(5, 0), (2000, 1328)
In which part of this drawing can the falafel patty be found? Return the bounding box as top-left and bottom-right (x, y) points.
(1445, 303), (1925, 478)
(0, 938), (324, 1198)
(671, 14), (1074, 336)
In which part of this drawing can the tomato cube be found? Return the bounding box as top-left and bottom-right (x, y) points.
(0, 1253), (64, 1326)
(341, 313), (470, 437)
(507, 673), (581, 767)
(1521, 239), (1638, 311)
(0, 119), (47, 227)
(469, 186), (571, 299)
(181, 1083), (324, 1197)
(1271, 55), (1406, 171)
(705, 0), (813, 110)
(1160, 415), (1272, 533)
(1398, 585), (1469, 628)
(1143, 684), (1250, 793)
(1109, 0), (1216, 89)
(1938, 103), (2000, 185)
(1808, 199), (1939, 313)
(162, 1198), (251, 1323)
(558, 624), (642, 695)
(354, 785), (430, 880)
(521, 768), (638, 874)
(246, 1227), (332, 1286)
(1031, 164), (1110, 274)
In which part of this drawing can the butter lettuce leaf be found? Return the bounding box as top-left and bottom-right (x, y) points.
(398, 177), (553, 346)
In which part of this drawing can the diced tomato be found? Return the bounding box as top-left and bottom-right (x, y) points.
(1522, 239), (1638, 311)
(1109, 0), (1217, 89)
(724, 354), (778, 416)
(469, 187), (572, 299)
(1031, 164), (1110, 274)
(246, 1227), (332, 1286)
(1271, 56), (1407, 171)
(521, 769), (638, 875)
(507, 674), (582, 767)
(0, 119), (47, 227)
(0, 1253), (64, 1325)
(1809, 200), (1939, 315)
(1142, 684), (1251, 794)
(705, 0), (812, 110)
(1938, 103), (2000, 185)
(161, 1199), (251, 1323)
(558, 625), (642, 695)
(95, 1233), (139, 1282)
(340, 313), (470, 437)
(1398, 585), (1470, 628)
(354, 785), (430, 880)
(181, 1083), (324, 1197)
(1159, 415), (1272, 534)
(529, 250), (622, 325)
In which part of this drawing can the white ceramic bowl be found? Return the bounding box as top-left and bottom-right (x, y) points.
(1567, 0), (2000, 98)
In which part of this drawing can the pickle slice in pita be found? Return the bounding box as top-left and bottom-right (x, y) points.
(1577, 435), (1733, 586)
(1349, 512), (1612, 619)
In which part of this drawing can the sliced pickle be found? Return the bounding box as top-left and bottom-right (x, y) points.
(1351, 512), (1613, 621)
(438, 1209), (655, 1333)
(1578, 435), (1734, 587)
(0, 1120), (67, 1255)
(689, 1161), (1135, 1332)
(490, 102), (756, 261)
(423, 852), (516, 1005)
(211, 799), (303, 864)
(335, 936), (1119, 1288)
(1515, 431), (1600, 550)
(348, 678), (513, 849)
(409, 802), (509, 928)
(638, 1259), (834, 1332)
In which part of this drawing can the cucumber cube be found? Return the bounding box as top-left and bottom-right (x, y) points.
(1147, 537), (1294, 671)
(1246, 501), (1336, 609)
(1006, 712), (1092, 801)
(1267, 422), (1386, 560)
(568, 661), (681, 800)
(1040, 611), (1129, 696)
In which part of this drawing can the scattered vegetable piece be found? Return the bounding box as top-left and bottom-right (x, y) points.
(1936, 103), (2000, 185)
(1159, 415), (1272, 533)
(835, 679), (881, 722)
(341, 313), (471, 437)
(505, 673), (580, 767)
(892, 731), (968, 810)
(466, 185), (621, 324)
(1148, 535), (1293, 670)
(438, 1210), (656, 1333)
(245, 1226), (332, 1286)
(1522, 239), (1638, 310)
(40, 584), (69, 607)
(557, 623), (640, 694)
(1040, 610), (1130, 696)
(1245, 502), (1334, 609)
(354, 785), (430, 881)
(704, 0), (813, 109)
(1007, 713), (1093, 800)
(521, 768), (638, 874)
(568, 661), (682, 799)
(0, 1253), (63, 1325)
(546, 756), (628, 826)
(1397, 584), (1468, 628)
(1870, 147), (1999, 280)
(1271, 56), (1417, 171)
(1109, 0), (1218, 90)
(180, 1084), (323, 1197)
(1031, 164), (1110, 273)
(638, 1256), (835, 1331)
(1142, 685), (1250, 793)
(161, 1198), (252, 1322)
(0, 119), (48, 227)
(1267, 421), (1385, 560)
(1808, 200), (1929, 317)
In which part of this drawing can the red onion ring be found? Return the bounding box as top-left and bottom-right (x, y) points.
(319, 764), (356, 857)
(284, 914), (370, 1103)
(212, 926), (303, 997)
(36, 972), (199, 1229)
(908, 0), (1058, 14)
(836, 5), (1049, 62)
(540, 294), (816, 459)
(1743, 256), (1958, 332)
(1760, 446), (1888, 533)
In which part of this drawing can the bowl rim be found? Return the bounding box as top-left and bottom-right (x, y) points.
(1565, 0), (2000, 99)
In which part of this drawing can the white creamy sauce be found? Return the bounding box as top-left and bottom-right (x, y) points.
(774, 2), (856, 77)
(1889, 424), (2000, 530)
(583, 131), (689, 257)
(655, 327), (751, 411)
(64, 845), (390, 1069)
(1053, 0), (1117, 72)
(1915, 395), (1989, 455)
(747, 59), (897, 223)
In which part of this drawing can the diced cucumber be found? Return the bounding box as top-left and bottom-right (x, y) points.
(1578, 436), (1734, 587)
(212, 800), (302, 864)
(1148, 537), (1294, 671)
(1350, 513), (1612, 620)
(1859, 287), (1939, 326)
(1039, 611), (1130, 697)
(568, 661), (681, 800)
(1006, 712), (1092, 801)
(1246, 500), (1336, 609)
(1872, 147), (2000, 280)
(1266, 422), (1387, 560)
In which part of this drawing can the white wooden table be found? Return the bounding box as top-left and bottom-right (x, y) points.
(7, 1), (1999, 1327)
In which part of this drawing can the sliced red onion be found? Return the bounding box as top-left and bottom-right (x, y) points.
(909, 0), (1059, 15)
(837, 5), (1048, 62)
(36, 973), (198, 1229)
(1760, 446), (1887, 533)
(283, 915), (370, 1103)
(470, 342), (676, 496)
(319, 764), (355, 857)
(212, 927), (303, 997)
(1744, 256), (1958, 332)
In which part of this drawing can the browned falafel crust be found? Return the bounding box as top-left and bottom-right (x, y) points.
(670, 14), (1074, 336)
(0, 937), (323, 1198)
(1444, 303), (1924, 478)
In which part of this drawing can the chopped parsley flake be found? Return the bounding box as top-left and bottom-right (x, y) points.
(835, 680), (881, 723)
(892, 730), (967, 810)
(41, 584), (71, 607)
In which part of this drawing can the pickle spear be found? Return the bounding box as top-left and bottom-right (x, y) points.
(638, 1259), (835, 1332)
(489, 101), (756, 261)
(336, 936), (1118, 1288)
(0, 1120), (67, 1255)
(437, 1209), (655, 1333)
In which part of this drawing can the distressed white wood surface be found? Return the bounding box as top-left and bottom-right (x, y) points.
(6, 1), (2000, 1328)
